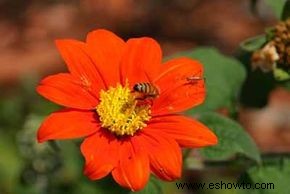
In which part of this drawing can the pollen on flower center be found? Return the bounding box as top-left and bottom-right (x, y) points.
(96, 83), (151, 136)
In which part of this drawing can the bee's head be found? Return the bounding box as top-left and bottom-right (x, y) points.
(133, 83), (141, 92)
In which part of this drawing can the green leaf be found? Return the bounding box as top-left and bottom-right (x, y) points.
(0, 131), (24, 192)
(0, 95), (26, 130)
(265, 0), (287, 19)
(273, 66), (290, 81)
(198, 112), (261, 163)
(265, 27), (275, 40)
(168, 47), (246, 113)
(282, 0), (290, 20)
(73, 182), (100, 194)
(238, 159), (290, 194)
(58, 141), (83, 181)
(90, 176), (129, 194)
(130, 176), (163, 194)
(240, 35), (266, 52)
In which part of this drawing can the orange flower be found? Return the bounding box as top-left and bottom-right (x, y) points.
(36, 29), (217, 191)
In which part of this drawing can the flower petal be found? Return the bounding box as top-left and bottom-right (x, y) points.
(149, 115), (218, 147)
(37, 109), (99, 143)
(81, 130), (119, 180)
(137, 129), (182, 181)
(86, 29), (125, 87)
(37, 73), (98, 109)
(120, 37), (162, 86)
(112, 139), (150, 191)
(55, 39), (106, 95)
(152, 58), (205, 115)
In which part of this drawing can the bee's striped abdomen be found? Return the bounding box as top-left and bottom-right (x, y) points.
(133, 82), (159, 98)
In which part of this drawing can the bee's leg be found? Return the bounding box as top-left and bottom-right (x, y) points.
(136, 99), (147, 106)
(135, 97), (146, 100)
(126, 100), (137, 114)
(132, 91), (145, 101)
(143, 97), (154, 106)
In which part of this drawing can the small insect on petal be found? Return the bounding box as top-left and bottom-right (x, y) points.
(186, 76), (205, 84)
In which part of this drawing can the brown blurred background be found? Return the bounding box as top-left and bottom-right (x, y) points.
(1, 0), (289, 153)
(0, 0), (276, 85)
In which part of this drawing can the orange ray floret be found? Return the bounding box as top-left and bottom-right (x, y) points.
(36, 29), (217, 191)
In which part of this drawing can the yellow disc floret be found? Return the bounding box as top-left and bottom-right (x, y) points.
(96, 83), (151, 136)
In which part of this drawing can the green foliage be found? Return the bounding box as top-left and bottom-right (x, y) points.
(282, 0), (290, 19)
(0, 96), (27, 131)
(0, 131), (23, 193)
(85, 176), (129, 194)
(240, 35), (266, 52)
(197, 112), (261, 163)
(273, 67), (290, 81)
(265, 0), (287, 19)
(238, 159), (290, 194)
(130, 176), (163, 194)
(169, 47), (246, 114)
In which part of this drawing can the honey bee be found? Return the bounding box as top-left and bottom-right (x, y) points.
(132, 82), (159, 100)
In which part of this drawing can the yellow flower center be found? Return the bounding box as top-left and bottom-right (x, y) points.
(96, 83), (151, 136)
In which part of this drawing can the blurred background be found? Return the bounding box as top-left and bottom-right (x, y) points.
(0, 0), (289, 194)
